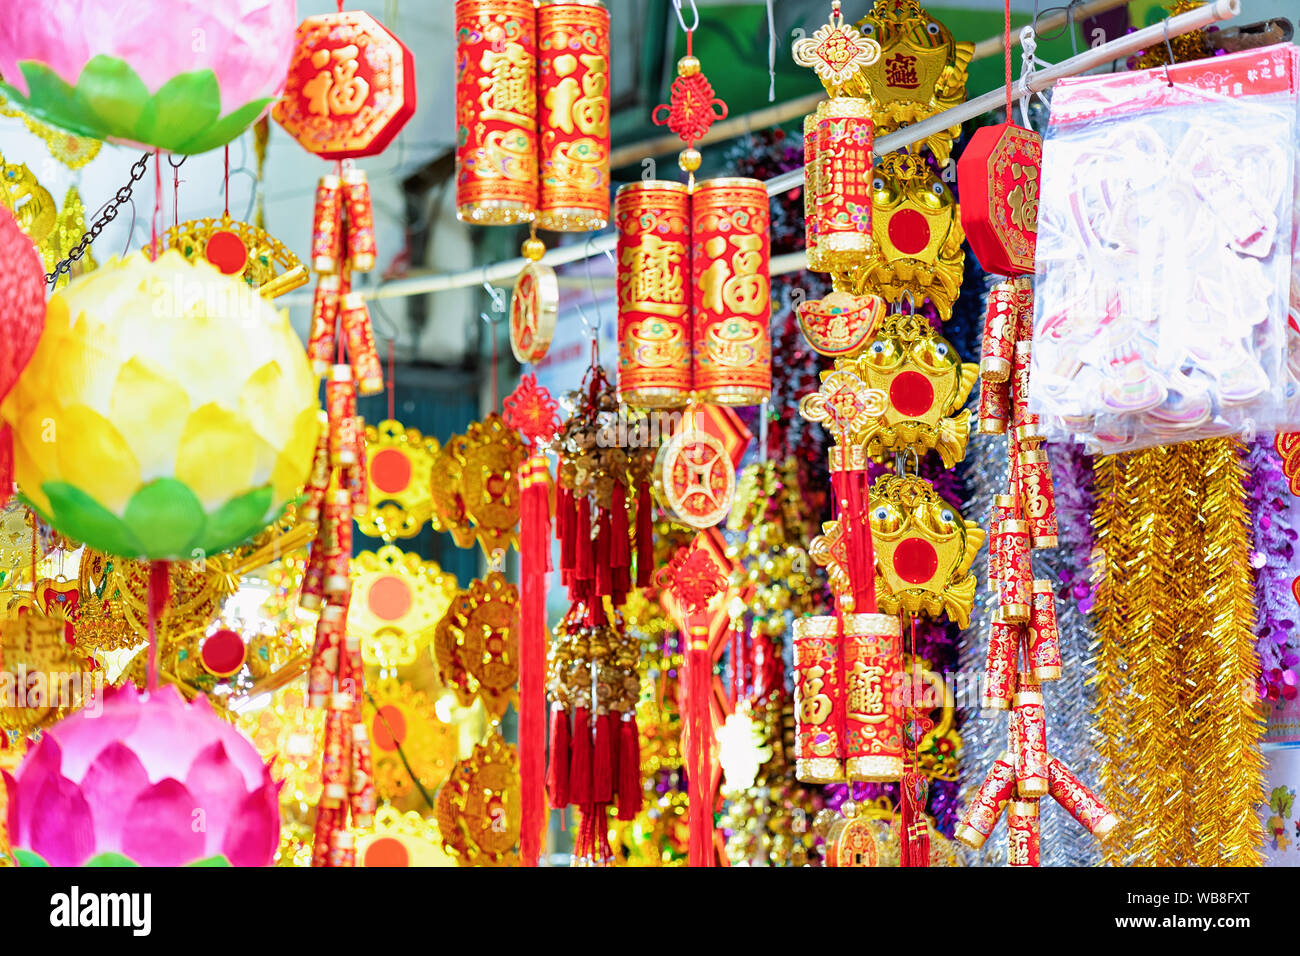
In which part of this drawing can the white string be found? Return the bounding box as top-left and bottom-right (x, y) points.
(672, 0), (699, 34)
(766, 0), (777, 102)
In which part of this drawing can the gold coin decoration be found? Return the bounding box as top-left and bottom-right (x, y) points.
(349, 546), (459, 669)
(434, 733), (520, 867)
(355, 420), (440, 541)
(432, 572), (518, 719)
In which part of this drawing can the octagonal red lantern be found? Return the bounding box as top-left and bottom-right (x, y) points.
(273, 10), (417, 160)
(956, 122), (1041, 277)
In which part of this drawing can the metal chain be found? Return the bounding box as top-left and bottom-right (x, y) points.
(45, 151), (154, 287)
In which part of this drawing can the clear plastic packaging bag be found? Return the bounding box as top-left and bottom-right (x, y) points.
(1030, 44), (1300, 452)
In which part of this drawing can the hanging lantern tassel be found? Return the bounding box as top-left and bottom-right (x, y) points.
(635, 475), (653, 588)
(616, 710), (642, 821)
(518, 454), (552, 866)
(547, 701), (571, 809)
(145, 560), (171, 692)
(0, 424), (12, 505)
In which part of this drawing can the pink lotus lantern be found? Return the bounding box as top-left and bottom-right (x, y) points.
(3, 684), (281, 866)
(0, 0), (296, 154)
(0, 204), (45, 502)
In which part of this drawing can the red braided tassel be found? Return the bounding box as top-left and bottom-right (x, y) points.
(546, 704), (570, 808)
(635, 478), (653, 587)
(568, 705), (592, 806)
(617, 712), (642, 821)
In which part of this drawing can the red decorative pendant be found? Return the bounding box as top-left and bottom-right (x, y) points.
(957, 122), (1041, 277)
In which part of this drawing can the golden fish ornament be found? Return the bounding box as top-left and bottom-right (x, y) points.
(840, 313), (977, 467)
(843, 0), (973, 165)
(812, 474), (982, 625)
(840, 153), (965, 321)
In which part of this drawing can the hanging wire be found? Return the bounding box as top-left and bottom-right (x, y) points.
(766, 0), (777, 102)
(1161, 17), (1176, 85)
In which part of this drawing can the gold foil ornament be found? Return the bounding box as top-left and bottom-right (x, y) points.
(348, 546), (459, 669)
(356, 419), (439, 541)
(844, 153), (965, 320)
(363, 679), (458, 805)
(434, 732), (521, 866)
(845, 0), (974, 165)
(793, 1), (883, 93)
(837, 313), (977, 467)
(433, 572), (519, 719)
(795, 290), (886, 357)
(655, 427), (736, 529)
(160, 214), (308, 299)
(457, 414), (526, 555)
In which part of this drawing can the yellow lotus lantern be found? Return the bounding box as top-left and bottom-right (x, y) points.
(0, 250), (318, 560)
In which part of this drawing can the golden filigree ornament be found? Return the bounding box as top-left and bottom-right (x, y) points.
(348, 546), (459, 670)
(433, 571), (519, 719)
(456, 414), (525, 555)
(356, 806), (455, 867)
(355, 420), (440, 541)
(868, 474), (983, 626)
(434, 732), (520, 866)
(845, 0), (974, 165)
(824, 801), (881, 866)
(793, 1), (883, 93)
(836, 313), (977, 467)
(0, 609), (89, 733)
(363, 679), (457, 805)
(0, 152), (56, 243)
(0, 502), (54, 575)
(160, 214), (308, 299)
(843, 153), (965, 320)
(798, 369), (888, 442)
(509, 236), (558, 364)
(39, 187), (97, 283)
(239, 684), (327, 810)
(430, 432), (477, 549)
(0, 93), (102, 169)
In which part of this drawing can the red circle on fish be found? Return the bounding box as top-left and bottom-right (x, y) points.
(889, 371), (934, 417)
(892, 537), (939, 584)
(888, 208), (931, 255)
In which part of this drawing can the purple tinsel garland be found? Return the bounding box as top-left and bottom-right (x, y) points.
(1244, 439), (1300, 702)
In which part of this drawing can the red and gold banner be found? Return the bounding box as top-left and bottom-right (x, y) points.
(842, 612), (903, 781)
(537, 0), (610, 231)
(808, 97), (874, 272)
(690, 177), (771, 406)
(274, 11), (416, 160)
(455, 0), (539, 224)
(615, 180), (692, 407)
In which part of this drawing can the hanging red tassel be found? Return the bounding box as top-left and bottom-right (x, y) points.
(617, 712), (642, 820)
(594, 505), (612, 597)
(686, 623), (714, 868)
(900, 770), (932, 867)
(591, 711), (614, 804)
(518, 454), (551, 866)
(0, 423), (13, 505)
(569, 705), (592, 806)
(610, 482), (630, 566)
(574, 495), (593, 586)
(547, 704), (571, 808)
(635, 477), (653, 587)
(146, 560), (171, 693)
(558, 483), (575, 575)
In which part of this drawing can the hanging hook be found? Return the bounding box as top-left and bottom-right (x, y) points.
(672, 0), (700, 33)
(482, 267), (507, 314)
(896, 290), (915, 316)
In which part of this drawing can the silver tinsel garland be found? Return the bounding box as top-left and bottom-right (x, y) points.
(956, 419), (1104, 866)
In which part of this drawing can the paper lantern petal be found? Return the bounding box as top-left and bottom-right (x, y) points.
(54, 405), (141, 514)
(15, 734), (63, 845)
(2, 770), (19, 850)
(13, 849), (50, 867)
(78, 741), (151, 854)
(184, 741), (243, 858)
(185, 855), (232, 866)
(40, 481), (144, 559)
(122, 478), (206, 559)
(29, 773), (96, 867)
(109, 358), (191, 483)
(220, 781), (280, 867)
(200, 485), (273, 555)
(120, 778), (205, 866)
(85, 852), (140, 866)
(6, 64), (90, 138)
(175, 404), (257, 510)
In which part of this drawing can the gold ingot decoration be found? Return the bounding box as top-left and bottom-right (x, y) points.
(356, 806), (456, 867)
(835, 313), (977, 467)
(355, 420), (440, 541)
(434, 732), (521, 867)
(160, 214), (308, 299)
(432, 571), (518, 719)
(844, 0), (973, 165)
(840, 152), (965, 321)
(348, 546), (459, 670)
(363, 678), (458, 805)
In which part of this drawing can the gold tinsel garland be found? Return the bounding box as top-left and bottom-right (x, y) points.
(1092, 438), (1264, 866)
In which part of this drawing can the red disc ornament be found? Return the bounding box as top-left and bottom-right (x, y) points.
(273, 10), (417, 160)
(654, 428), (735, 529)
(956, 123), (1042, 277)
(204, 230), (248, 275)
(200, 628), (247, 678)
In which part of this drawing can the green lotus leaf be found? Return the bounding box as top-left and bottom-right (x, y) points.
(198, 485), (274, 556)
(177, 97), (273, 154)
(13, 849), (50, 867)
(184, 855), (232, 867)
(8, 63), (92, 137)
(72, 54), (150, 138)
(122, 478), (207, 559)
(7, 58), (268, 155)
(85, 852), (140, 867)
(41, 481), (145, 559)
(136, 70), (221, 150)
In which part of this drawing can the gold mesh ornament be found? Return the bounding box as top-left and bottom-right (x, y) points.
(434, 732), (520, 866)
